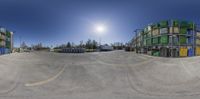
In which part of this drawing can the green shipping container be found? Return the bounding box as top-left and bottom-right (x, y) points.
(143, 39), (146, 46)
(144, 28), (148, 32)
(153, 23), (160, 29)
(143, 34), (147, 39)
(152, 51), (160, 56)
(160, 21), (168, 28)
(179, 36), (187, 44)
(147, 32), (151, 38)
(152, 37), (159, 44)
(180, 28), (187, 34)
(180, 21), (188, 28)
(172, 20), (179, 27)
(6, 31), (11, 38)
(147, 39), (152, 46)
(160, 35), (169, 44)
(6, 41), (11, 48)
(188, 22), (194, 29)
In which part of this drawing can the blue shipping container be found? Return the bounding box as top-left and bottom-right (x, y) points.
(187, 30), (194, 35)
(5, 48), (10, 54)
(188, 37), (194, 44)
(188, 48), (194, 57)
(0, 48), (5, 55)
(2, 48), (5, 54)
(0, 48), (2, 55)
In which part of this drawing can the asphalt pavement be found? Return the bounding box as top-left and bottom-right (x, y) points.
(0, 51), (200, 99)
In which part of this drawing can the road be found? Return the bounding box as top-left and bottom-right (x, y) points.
(0, 51), (200, 99)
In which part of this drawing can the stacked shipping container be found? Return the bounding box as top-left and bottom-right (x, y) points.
(132, 20), (200, 57)
(0, 27), (13, 55)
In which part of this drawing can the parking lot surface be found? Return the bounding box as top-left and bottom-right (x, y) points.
(0, 51), (200, 99)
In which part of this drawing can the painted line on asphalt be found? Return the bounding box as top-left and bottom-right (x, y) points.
(25, 65), (65, 87)
(179, 59), (194, 77)
(126, 58), (160, 96)
(127, 58), (158, 67)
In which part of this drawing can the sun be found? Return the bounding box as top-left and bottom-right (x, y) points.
(95, 24), (106, 35)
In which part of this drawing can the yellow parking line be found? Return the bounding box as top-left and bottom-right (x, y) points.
(25, 65), (65, 87)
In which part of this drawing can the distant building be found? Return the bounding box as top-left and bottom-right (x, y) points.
(0, 27), (13, 54)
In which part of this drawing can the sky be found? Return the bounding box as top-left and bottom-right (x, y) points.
(1, 0), (200, 47)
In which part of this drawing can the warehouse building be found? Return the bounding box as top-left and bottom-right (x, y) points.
(131, 20), (200, 57)
(0, 27), (13, 55)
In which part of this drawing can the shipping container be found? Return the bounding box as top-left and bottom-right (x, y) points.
(172, 20), (179, 27)
(169, 27), (179, 34)
(147, 32), (151, 38)
(179, 47), (188, 57)
(132, 20), (200, 57)
(147, 25), (152, 31)
(179, 36), (187, 44)
(169, 35), (179, 45)
(180, 21), (188, 28)
(146, 39), (152, 46)
(147, 51), (152, 55)
(1, 47), (5, 55)
(171, 49), (179, 57)
(188, 48), (194, 56)
(6, 41), (11, 48)
(143, 34), (147, 39)
(160, 28), (168, 34)
(6, 37), (10, 41)
(160, 35), (169, 44)
(187, 37), (194, 44)
(196, 47), (200, 56)
(196, 39), (200, 45)
(0, 41), (5, 47)
(5, 48), (10, 54)
(152, 50), (160, 56)
(180, 28), (187, 34)
(144, 27), (148, 32)
(188, 22), (194, 29)
(144, 39), (148, 46)
(0, 28), (6, 33)
(152, 37), (159, 44)
(152, 29), (159, 36)
(160, 21), (168, 28)
(160, 48), (170, 57)
(197, 32), (200, 37)
(0, 34), (5, 40)
(169, 36), (173, 44)
(153, 24), (160, 29)
(169, 27), (173, 34)
(187, 30), (194, 35)
(173, 36), (179, 45)
(6, 31), (11, 38)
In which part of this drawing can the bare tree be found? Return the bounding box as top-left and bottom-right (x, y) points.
(21, 41), (28, 49)
(92, 40), (98, 49)
(79, 40), (85, 48)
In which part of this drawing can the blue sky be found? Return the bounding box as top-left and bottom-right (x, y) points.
(1, 0), (200, 47)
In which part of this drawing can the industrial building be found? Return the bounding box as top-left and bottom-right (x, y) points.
(131, 20), (200, 57)
(0, 27), (13, 55)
